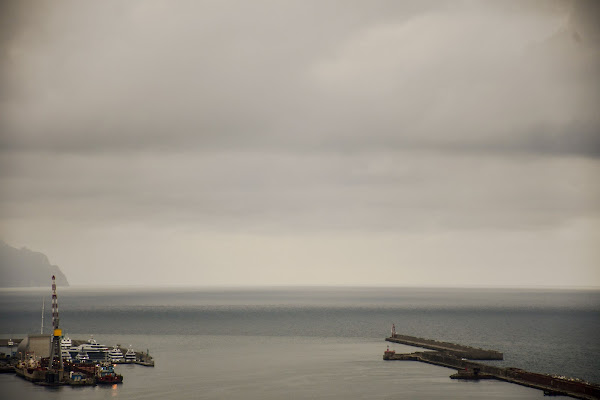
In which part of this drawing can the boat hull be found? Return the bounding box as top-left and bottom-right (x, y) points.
(97, 375), (123, 384)
(15, 366), (47, 382)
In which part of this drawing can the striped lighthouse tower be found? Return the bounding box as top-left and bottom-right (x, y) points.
(48, 275), (63, 371)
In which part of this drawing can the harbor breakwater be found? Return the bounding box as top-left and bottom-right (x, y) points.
(386, 334), (503, 360)
(384, 335), (600, 399)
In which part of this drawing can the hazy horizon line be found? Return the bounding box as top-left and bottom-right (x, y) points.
(2, 283), (599, 291)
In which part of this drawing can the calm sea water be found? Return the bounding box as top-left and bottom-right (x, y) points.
(1, 287), (599, 399)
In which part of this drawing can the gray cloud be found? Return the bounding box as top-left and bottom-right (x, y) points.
(1, 0), (598, 157)
(1, 0), (598, 286)
(1, 150), (597, 234)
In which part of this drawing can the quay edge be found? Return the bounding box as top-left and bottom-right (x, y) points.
(384, 333), (600, 400)
(386, 334), (503, 360)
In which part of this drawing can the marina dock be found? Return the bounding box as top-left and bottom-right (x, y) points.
(1, 337), (154, 386)
(384, 334), (600, 400)
(0, 277), (153, 387)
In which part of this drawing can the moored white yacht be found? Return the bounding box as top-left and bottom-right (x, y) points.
(61, 349), (72, 363)
(75, 349), (90, 363)
(80, 336), (109, 351)
(124, 346), (136, 363)
(108, 346), (124, 363)
(61, 336), (72, 349)
(69, 337), (109, 352)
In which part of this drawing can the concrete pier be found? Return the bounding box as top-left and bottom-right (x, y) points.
(384, 335), (600, 400)
(386, 334), (503, 360)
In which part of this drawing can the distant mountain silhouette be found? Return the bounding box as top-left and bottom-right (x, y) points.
(0, 240), (69, 287)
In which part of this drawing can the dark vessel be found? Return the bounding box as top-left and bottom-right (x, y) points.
(95, 363), (123, 384)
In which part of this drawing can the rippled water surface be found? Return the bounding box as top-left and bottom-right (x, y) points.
(1, 287), (599, 399)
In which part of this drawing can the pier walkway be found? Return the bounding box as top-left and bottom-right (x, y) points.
(384, 335), (600, 400)
(386, 334), (503, 360)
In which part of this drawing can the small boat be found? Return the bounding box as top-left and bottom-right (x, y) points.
(14, 359), (46, 382)
(68, 370), (95, 385)
(95, 363), (123, 384)
(108, 346), (124, 363)
(124, 346), (136, 363)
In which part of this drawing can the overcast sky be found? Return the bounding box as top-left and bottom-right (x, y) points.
(1, 0), (599, 287)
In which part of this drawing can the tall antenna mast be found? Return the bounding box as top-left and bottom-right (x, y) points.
(41, 298), (45, 334)
(48, 275), (63, 372)
(51, 276), (59, 331)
